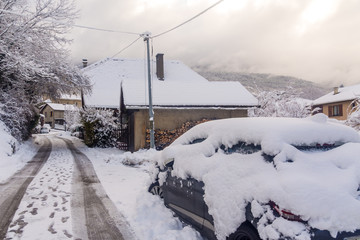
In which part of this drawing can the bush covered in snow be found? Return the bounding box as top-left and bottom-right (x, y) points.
(81, 108), (119, 148)
(0, 120), (18, 157)
(64, 106), (81, 131)
(249, 89), (312, 118)
(346, 98), (360, 130)
(0, 94), (39, 141)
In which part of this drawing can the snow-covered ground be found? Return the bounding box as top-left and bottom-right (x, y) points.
(59, 132), (202, 240)
(7, 137), (75, 239)
(1, 116), (360, 240)
(0, 125), (201, 240)
(0, 121), (40, 184)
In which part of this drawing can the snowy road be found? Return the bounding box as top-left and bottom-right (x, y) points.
(2, 135), (135, 240)
(0, 138), (51, 239)
(0, 133), (201, 240)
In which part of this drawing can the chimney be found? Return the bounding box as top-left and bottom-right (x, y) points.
(156, 53), (164, 80)
(82, 59), (88, 68)
(333, 87), (339, 95)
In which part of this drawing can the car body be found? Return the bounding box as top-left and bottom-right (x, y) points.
(70, 125), (84, 139)
(39, 124), (51, 134)
(149, 115), (360, 240)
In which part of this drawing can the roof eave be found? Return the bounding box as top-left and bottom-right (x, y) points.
(124, 104), (260, 110)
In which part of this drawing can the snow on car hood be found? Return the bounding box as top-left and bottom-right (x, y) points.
(158, 115), (360, 240)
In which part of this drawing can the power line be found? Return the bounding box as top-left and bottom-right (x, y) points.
(152, 0), (224, 38)
(0, 8), (141, 36)
(111, 36), (142, 58)
(72, 24), (140, 35)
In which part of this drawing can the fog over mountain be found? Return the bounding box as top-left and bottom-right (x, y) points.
(198, 71), (330, 100)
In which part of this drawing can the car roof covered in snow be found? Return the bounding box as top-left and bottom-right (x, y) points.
(164, 114), (360, 157)
(82, 58), (258, 109)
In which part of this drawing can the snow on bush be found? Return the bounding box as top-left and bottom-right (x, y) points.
(0, 120), (18, 157)
(103, 149), (158, 166)
(346, 98), (360, 131)
(249, 89), (311, 118)
(0, 95), (38, 141)
(64, 106), (81, 130)
(81, 108), (119, 148)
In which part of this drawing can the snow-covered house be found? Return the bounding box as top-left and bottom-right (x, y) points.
(42, 93), (82, 108)
(54, 94), (82, 107)
(40, 103), (78, 129)
(312, 84), (360, 120)
(83, 56), (258, 151)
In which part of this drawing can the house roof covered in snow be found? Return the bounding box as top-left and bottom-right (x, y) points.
(42, 103), (78, 111)
(59, 94), (81, 101)
(83, 58), (258, 109)
(313, 84), (360, 105)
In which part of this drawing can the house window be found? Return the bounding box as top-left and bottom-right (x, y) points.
(50, 111), (53, 117)
(45, 112), (47, 117)
(329, 104), (343, 117)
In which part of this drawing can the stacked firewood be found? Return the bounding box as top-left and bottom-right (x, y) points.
(146, 119), (211, 150)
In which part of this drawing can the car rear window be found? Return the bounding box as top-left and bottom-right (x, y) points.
(220, 142), (261, 155)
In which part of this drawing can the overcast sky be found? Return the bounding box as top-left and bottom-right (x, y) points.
(68, 0), (360, 86)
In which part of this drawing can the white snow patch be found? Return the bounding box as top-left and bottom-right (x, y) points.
(0, 121), (40, 183)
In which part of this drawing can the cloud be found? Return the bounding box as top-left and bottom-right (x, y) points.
(67, 0), (360, 86)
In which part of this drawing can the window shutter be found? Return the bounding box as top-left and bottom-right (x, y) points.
(339, 104), (343, 116)
(328, 106), (333, 117)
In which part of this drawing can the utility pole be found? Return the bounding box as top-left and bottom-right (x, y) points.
(142, 32), (155, 149)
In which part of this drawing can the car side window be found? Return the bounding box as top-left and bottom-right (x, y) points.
(294, 143), (342, 152)
(188, 138), (206, 145)
(220, 142), (261, 155)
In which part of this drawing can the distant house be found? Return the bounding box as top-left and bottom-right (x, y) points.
(43, 93), (82, 108)
(312, 84), (360, 120)
(53, 94), (82, 108)
(40, 103), (78, 129)
(83, 56), (258, 152)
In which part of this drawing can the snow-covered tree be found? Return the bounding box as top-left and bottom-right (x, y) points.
(346, 98), (360, 131)
(249, 89), (311, 118)
(64, 106), (81, 130)
(81, 108), (119, 148)
(0, 0), (90, 140)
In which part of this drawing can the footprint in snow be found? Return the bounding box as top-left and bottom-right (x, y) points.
(30, 208), (38, 215)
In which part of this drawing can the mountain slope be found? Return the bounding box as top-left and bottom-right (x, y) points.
(198, 72), (329, 100)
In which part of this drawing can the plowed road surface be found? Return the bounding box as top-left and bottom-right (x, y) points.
(0, 135), (135, 240)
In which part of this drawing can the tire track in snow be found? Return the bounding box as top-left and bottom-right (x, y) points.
(0, 136), (51, 239)
(63, 138), (136, 240)
(5, 137), (75, 240)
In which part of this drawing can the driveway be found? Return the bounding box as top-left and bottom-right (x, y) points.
(1, 135), (135, 240)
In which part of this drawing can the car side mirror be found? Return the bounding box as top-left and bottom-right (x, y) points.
(164, 158), (174, 169)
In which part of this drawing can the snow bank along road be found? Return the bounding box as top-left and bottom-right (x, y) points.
(0, 135), (135, 240)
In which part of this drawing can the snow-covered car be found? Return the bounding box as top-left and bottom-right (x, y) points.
(149, 114), (360, 240)
(70, 124), (84, 139)
(39, 124), (51, 134)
